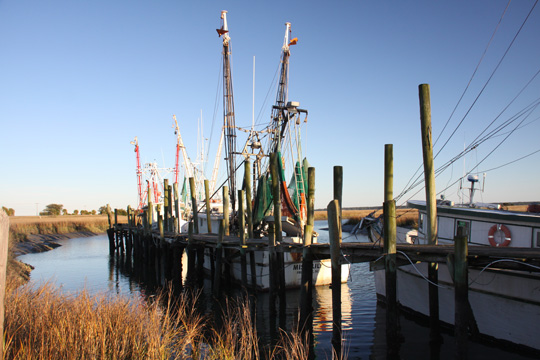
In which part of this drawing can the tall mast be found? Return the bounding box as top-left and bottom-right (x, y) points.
(271, 22), (297, 153)
(173, 115), (194, 180)
(217, 10), (237, 221)
(130, 136), (144, 210)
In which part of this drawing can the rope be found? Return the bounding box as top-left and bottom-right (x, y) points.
(469, 258), (540, 286)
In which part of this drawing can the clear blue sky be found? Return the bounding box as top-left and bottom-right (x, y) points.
(1, 1), (539, 216)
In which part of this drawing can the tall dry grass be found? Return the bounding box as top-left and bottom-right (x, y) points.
(315, 208), (419, 228)
(3, 281), (310, 360)
(3, 281), (204, 360)
(8, 215), (125, 243)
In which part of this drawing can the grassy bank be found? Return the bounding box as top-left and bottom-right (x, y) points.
(3, 281), (308, 360)
(7, 215), (127, 285)
(315, 208), (419, 228)
(9, 215), (127, 243)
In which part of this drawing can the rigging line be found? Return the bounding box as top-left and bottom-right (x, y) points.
(433, 0), (511, 149)
(255, 61), (281, 127)
(462, 67), (540, 151)
(432, 0), (538, 165)
(477, 148), (540, 174)
(473, 96), (540, 146)
(433, 105), (538, 198)
(207, 59), (223, 174)
(396, 1), (512, 202)
(488, 114), (540, 139)
(396, 251), (452, 289)
(397, 97), (540, 202)
(465, 102), (539, 174)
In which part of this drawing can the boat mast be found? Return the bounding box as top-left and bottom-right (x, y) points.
(217, 10), (237, 222)
(173, 115), (194, 180)
(270, 22), (297, 153)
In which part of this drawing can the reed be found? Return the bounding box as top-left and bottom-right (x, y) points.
(8, 215), (126, 244)
(315, 208), (419, 228)
(2, 281), (310, 360)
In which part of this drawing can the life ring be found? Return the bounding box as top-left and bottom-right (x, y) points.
(488, 224), (511, 247)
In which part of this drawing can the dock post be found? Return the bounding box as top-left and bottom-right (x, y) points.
(238, 189), (248, 289)
(245, 159), (253, 239)
(186, 222), (195, 287)
(189, 177), (199, 235)
(158, 205), (164, 246)
(384, 144), (399, 356)
(419, 84), (440, 340)
(455, 225), (469, 358)
(223, 186), (230, 236)
(0, 211), (8, 359)
(328, 199), (342, 359)
(213, 220), (224, 296)
(205, 179), (212, 233)
(173, 182), (180, 233)
(333, 166), (343, 218)
(167, 184), (173, 232)
(164, 179), (169, 232)
(147, 182), (154, 234)
(300, 167), (315, 349)
(270, 153), (285, 315)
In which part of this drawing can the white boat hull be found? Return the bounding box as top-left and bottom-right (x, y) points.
(374, 263), (540, 350)
(207, 249), (350, 291)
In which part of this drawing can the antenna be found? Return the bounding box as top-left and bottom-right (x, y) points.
(467, 174), (479, 206)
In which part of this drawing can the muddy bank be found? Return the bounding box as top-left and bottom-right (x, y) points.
(15, 231), (103, 255)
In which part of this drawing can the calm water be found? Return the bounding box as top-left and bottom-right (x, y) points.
(18, 221), (536, 359)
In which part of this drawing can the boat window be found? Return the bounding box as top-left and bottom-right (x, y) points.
(419, 213), (424, 232)
(534, 229), (540, 248)
(454, 220), (470, 241)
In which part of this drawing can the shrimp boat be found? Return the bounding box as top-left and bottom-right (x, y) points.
(371, 151), (540, 350)
(194, 11), (349, 290)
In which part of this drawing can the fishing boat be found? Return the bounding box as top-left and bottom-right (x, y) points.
(369, 2), (540, 351)
(194, 11), (349, 290)
(373, 192), (540, 352)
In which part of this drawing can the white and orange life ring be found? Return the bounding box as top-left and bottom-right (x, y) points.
(488, 224), (511, 247)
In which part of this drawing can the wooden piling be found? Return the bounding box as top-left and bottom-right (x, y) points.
(333, 166), (343, 219)
(419, 83), (440, 337)
(189, 177), (199, 234)
(245, 159), (253, 239)
(238, 189), (248, 289)
(158, 204), (164, 246)
(147, 183), (154, 235)
(164, 179), (170, 231)
(213, 220), (224, 296)
(327, 199), (342, 359)
(167, 184), (173, 231)
(300, 167), (315, 337)
(223, 185), (230, 236)
(106, 204), (113, 229)
(384, 144), (399, 353)
(454, 225), (469, 358)
(204, 179), (212, 233)
(270, 153), (285, 312)
(186, 222), (195, 286)
(173, 182), (180, 233)
(0, 211), (9, 359)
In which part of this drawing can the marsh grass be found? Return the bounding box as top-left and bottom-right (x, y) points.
(315, 208), (419, 228)
(3, 281), (310, 360)
(8, 215), (125, 244)
(3, 281), (202, 359)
